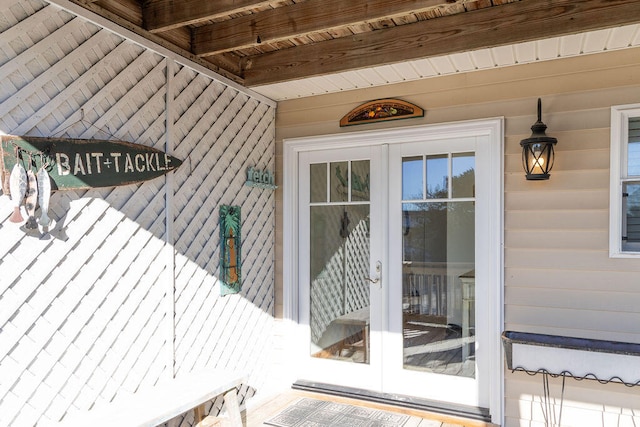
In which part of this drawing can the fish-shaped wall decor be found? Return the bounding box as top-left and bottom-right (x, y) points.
(37, 166), (51, 228)
(24, 169), (38, 229)
(9, 163), (26, 223)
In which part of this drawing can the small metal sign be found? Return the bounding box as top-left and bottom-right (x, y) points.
(245, 166), (277, 190)
(1, 135), (182, 192)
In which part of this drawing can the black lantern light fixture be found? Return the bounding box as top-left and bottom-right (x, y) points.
(520, 98), (557, 180)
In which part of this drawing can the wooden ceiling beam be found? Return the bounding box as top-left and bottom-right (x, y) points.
(143, 0), (275, 33)
(193, 0), (454, 57)
(242, 0), (640, 86)
(59, 0), (244, 83)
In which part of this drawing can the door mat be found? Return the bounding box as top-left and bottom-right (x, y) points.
(264, 398), (410, 427)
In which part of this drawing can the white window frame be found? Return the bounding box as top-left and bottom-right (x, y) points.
(610, 104), (640, 257)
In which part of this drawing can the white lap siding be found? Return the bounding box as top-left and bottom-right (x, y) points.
(275, 48), (640, 426)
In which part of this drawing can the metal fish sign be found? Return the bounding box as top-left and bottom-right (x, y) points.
(8, 163), (26, 222)
(24, 169), (38, 229)
(37, 166), (51, 228)
(1, 135), (183, 192)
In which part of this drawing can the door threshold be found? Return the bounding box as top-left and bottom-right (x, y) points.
(292, 380), (491, 423)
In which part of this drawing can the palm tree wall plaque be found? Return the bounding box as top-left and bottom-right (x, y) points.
(220, 205), (242, 295)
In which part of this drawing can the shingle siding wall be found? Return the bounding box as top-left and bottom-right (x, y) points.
(0, 2), (276, 426)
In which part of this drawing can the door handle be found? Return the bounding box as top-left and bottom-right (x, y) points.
(365, 261), (382, 284)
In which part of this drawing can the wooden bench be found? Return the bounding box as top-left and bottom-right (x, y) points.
(41, 369), (246, 427)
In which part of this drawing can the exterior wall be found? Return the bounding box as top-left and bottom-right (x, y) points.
(275, 47), (640, 426)
(0, 2), (276, 427)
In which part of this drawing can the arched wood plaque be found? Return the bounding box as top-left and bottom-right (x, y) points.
(339, 98), (424, 127)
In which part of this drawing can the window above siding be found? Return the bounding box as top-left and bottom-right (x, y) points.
(610, 105), (640, 257)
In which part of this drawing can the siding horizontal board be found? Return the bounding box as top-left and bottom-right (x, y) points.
(506, 248), (640, 271)
(506, 230), (607, 250)
(505, 210), (608, 230)
(505, 148), (610, 173)
(505, 170), (608, 191)
(505, 128), (611, 155)
(505, 287), (640, 313)
(505, 305), (640, 335)
(505, 267), (640, 292)
(505, 189), (609, 210)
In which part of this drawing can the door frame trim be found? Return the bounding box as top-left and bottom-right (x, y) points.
(283, 118), (504, 424)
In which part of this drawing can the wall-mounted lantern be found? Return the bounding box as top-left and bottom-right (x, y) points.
(520, 98), (557, 180)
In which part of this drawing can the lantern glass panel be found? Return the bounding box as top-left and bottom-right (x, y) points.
(522, 142), (554, 178)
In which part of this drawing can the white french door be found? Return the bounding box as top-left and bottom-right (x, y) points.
(384, 137), (491, 407)
(297, 145), (385, 390)
(286, 119), (503, 420)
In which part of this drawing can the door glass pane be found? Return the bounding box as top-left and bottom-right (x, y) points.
(330, 161), (349, 202)
(402, 153), (475, 379)
(310, 163), (327, 203)
(403, 156), (423, 200)
(452, 153), (475, 198)
(426, 155), (448, 199)
(310, 160), (370, 364)
(351, 160), (370, 201)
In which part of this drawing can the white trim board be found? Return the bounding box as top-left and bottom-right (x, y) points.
(610, 103), (640, 258)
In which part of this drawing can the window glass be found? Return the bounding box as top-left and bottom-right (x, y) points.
(611, 106), (640, 256)
(623, 182), (640, 249)
(628, 117), (640, 176)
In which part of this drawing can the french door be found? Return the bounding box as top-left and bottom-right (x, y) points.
(288, 120), (502, 418)
(297, 145), (385, 390)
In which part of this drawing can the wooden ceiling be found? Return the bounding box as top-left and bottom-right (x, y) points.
(67, 0), (640, 88)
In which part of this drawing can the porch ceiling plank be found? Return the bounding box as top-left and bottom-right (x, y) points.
(192, 0), (455, 57)
(242, 0), (640, 86)
(142, 0), (276, 33)
(57, 0), (246, 84)
(96, 0), (142, 26)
